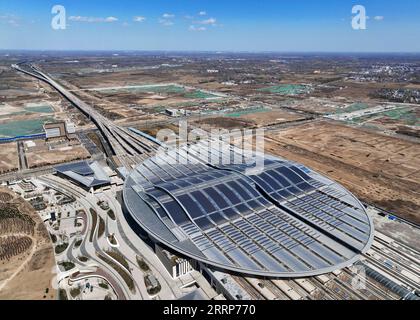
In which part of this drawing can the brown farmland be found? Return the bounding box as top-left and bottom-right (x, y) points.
(265, 121), (420, 224)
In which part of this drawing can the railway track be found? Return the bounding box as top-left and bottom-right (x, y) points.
(231, 276), (265, 300)
(340, 268), (396, 300)
(364, 255), (420, 292)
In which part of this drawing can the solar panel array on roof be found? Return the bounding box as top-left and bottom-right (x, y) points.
(123, 143), (374, 277)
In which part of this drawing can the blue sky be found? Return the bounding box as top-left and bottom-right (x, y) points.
(1, 0), (419, 52)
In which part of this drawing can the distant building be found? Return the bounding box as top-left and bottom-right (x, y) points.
(165, 109), (177, 117)
(155, 244), (194, 279)
(44, 122), (64, 139)
(65, 120), (76, 134)
(221, 81), (237, 86)
(44, 120), (76, 140)
(55, 161), (111, 191)
(165, 108), (191, 117)
(24, 140), (36, 148)
(19, 180), (36, 192)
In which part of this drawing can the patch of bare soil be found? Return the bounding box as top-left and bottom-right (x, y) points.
(265, 121), (420, 224)
(0, 187), (56, 300)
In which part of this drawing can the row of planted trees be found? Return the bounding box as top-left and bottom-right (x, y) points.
(0, 235), (33, 260)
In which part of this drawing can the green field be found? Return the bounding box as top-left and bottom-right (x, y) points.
(0, 117), (54, 137)
(350, 107), (420, 126)
(184, 90), (219, 99)
(335, 103), (370, 114)
(24, 104), (54, 113)
(100, 84), (186, 94)
(258, 84), (312, 95)
(225, 107), (269, 118)
(381, 108), (420, 126)
(0, 103), (54, 119)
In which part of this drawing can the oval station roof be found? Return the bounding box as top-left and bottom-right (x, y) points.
(123, 142), (374, 277)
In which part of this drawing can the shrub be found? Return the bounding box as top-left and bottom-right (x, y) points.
(50, 233), (57, 243)
(58, 289), (68, 300)
(59, 261), (75, 271)
(97, 216), (105, 238)
(55, 243), (68, 254)
(70, 287), (81, 298)
(106, 249), (129, 271)
(98, 253), (135, 293)
(107, 209), (116, 221)
(136, 256), (150, 272)
(99, 282), (109, 289)
(89, 209), (97, 242)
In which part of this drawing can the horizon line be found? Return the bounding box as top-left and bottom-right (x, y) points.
(1, 49), (420, 55)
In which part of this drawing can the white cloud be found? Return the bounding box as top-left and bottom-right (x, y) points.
(195, 17), (217, 25)
(374, 16), (384, 21)
(133, 16), (146, 22)
(159, 18), (174, 26)
(159, 13), (175, 26)
(0, 14), (20, 27)
(198, 11), (207, 16)
(162, 13), (175, 18)
(7, 19), (19, 27)
(69, 16), (118, 23)
(105, 16), (118, 22)
(68, 16), (88, 22)
(189, 25), (206, 32)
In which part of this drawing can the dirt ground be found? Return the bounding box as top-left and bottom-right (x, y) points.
(133, 123), (180, 137)
(26, 145), (90, 169)
(289, 97), (353, 114)
(194, 117), (254, 130)
(265, 121), (420, 224)
(193, 109), (307, 131)
(0, 187), (56, 300)
(0, 143), (18, 174)
(239, 109), (306, 126)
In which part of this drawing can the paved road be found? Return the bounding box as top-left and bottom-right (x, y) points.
(100, 190), (181, 299)
(38, 175), (137, 299)
(0, 153), (104, 183)
(17, 141), (28, 170)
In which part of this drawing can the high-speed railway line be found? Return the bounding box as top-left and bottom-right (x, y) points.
(12, 63), (159, 168)
(231, 231), (420, 300)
